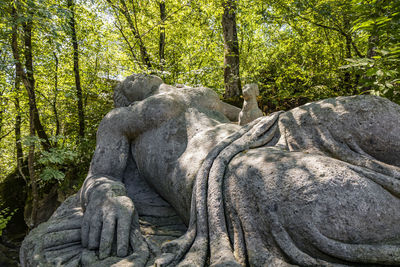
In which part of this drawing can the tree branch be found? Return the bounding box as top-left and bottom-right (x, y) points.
(112, 11), (140, 64)
(0, 128), (14, 140)
(118, 0), (152, 68)
(352, 41), (363, 58)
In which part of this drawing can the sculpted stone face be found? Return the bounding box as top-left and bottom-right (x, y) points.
(242, 83), (259, 101)
(20, 75), (400, 267)
(114, 74), (163, 107)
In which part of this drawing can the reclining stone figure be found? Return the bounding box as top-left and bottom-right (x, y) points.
(21, 74), (400, 266)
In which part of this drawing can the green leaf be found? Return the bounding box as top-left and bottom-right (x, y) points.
(376, 69), (384, 77)
(366, 68), (377, 77)
(40, 167), (65, 181)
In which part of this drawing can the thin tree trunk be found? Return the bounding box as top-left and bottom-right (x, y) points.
(27, 112), (38, 229)
(11, 6), (25, 183)
(159, 0), (166, 70)
(360, 24), (379, 93)
(119, 0), (152, 68)
(367, 25), (379, 59)
(67, 0), (85, 139)
(222, 0), (242, 101)
(23, 18), (40, 229)
(11, 5), (51, 151)
(113, 18), (139, 63)
(14, 76), (24, 172)
(53, 52), (60, 139)
(23, 22), (52, 151)
(105, 0), (152, 69)
(343, 16), (352, 92)
(343, 35), (352, 91)
(11, 3), (41, 228)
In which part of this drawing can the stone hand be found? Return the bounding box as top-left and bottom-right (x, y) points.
(81, 182), (134, 259)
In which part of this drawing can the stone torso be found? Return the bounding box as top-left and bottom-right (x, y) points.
(132, 85), (240, 221)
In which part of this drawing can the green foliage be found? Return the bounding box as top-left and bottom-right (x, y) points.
(339, 0), (400, 101)
(40, 168), (65, 182)
(341, 51), (400, 101)
(18, 135), (79, 183)
(38, 144), (78, 182)
(0, 198), (16, 237)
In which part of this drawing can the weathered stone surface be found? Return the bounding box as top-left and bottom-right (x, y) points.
(21, 74), (400, 266)
(238, 83), (263, 125)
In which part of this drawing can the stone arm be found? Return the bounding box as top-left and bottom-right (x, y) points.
(219, 101), (241, 122)
(80, 93), (184, 205)
(78, 94), (184, 259)
(79, 107), (141, 210)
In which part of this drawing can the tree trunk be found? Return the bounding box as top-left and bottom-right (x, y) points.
(23, 18), (40, 229)
(343, 35), (352, 91)
(222, 0), (242, 101)
(119, 0), (152, 69)
(23, 23), (52, 151)
(14, 76), (24, 172)
(105, 0), (152, 69)
(159, 0), (166, 70)
(67, 0), (85, 139)
(342, 16), (352, 92)
(11, 3), (41, 228)
(359, 24), (379, 93)
(10, 5), (51, 151)
(53, 52), (60, 139)
(367, 25), (379, 59)
(27, 113), (38, 229)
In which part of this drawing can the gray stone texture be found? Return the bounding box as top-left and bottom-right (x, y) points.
(238, 83), (263, 125)
(21, 74), (400, 266)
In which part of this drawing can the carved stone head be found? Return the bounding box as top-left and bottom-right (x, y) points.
(242, 83), (259, 101)
(114, 74), (163, 107)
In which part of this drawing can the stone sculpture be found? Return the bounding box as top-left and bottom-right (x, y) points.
(21, 74), (400, 266)
(238, 83), (263, 125)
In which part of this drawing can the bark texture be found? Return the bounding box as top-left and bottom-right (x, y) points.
(159, 0), (166, 70)
(11, 5), (47, 228)
(11, 6), (51, 151)
(53, 52), (60, 138)
(14, 77), (23, 173)
(222, 0), (242, 100)
(67, 0), (85, 139)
